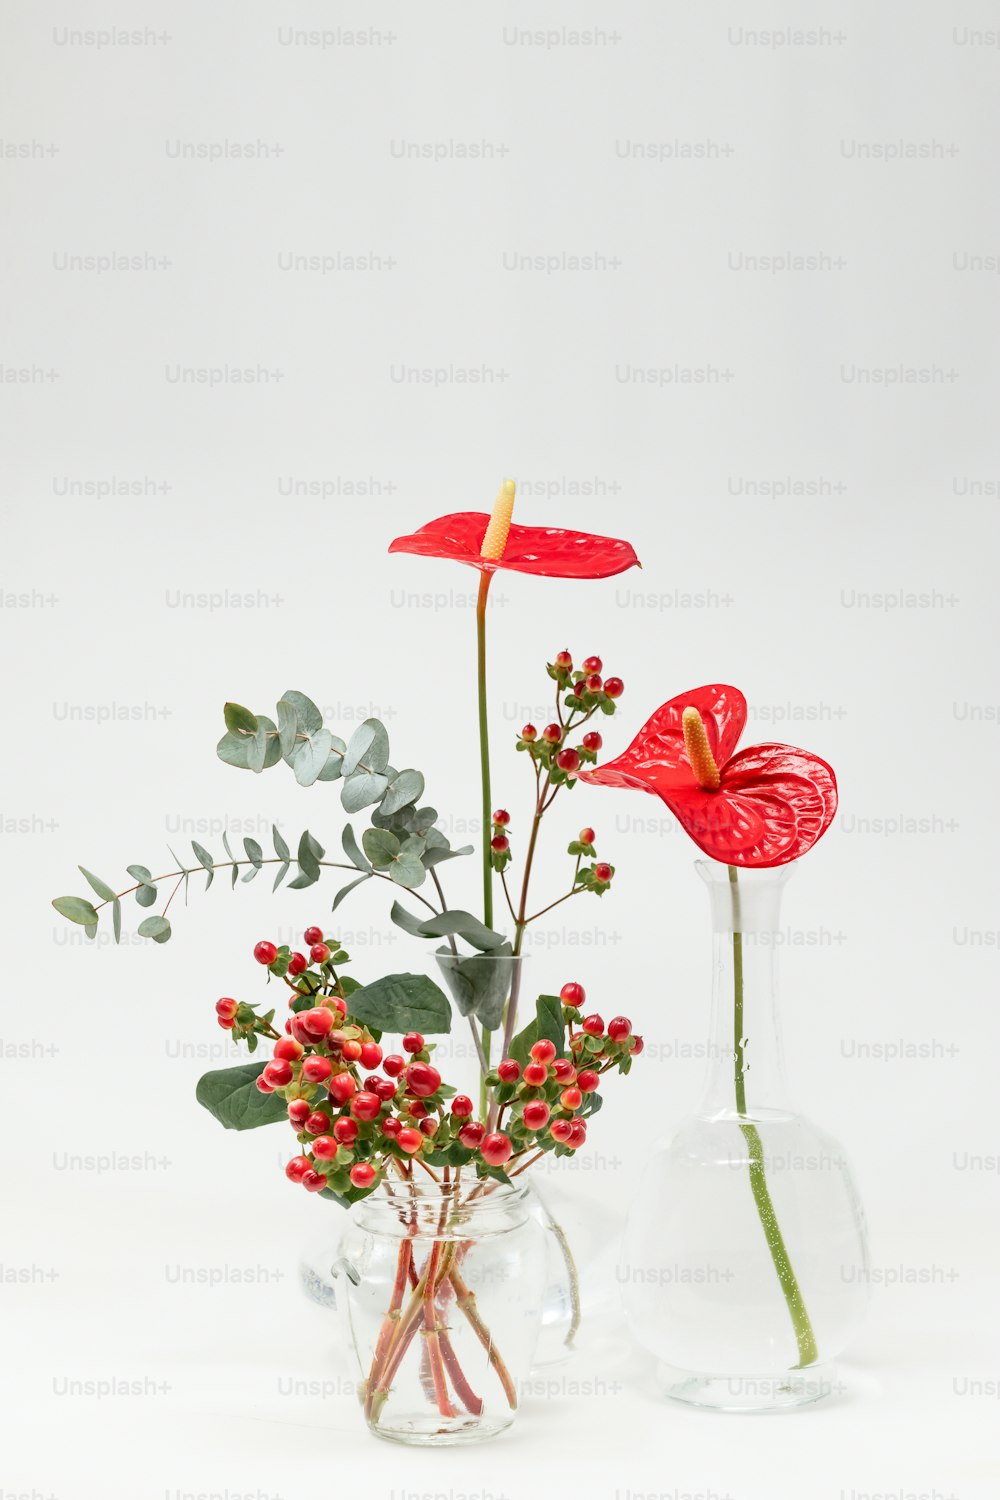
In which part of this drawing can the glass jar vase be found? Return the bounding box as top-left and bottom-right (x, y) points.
(336, 1178), (546, 1444)
(621, 861), (870, 1410)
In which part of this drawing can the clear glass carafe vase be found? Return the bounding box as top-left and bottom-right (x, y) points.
(336, 1179), (546, 1444)
(622, 862), (870, 1410)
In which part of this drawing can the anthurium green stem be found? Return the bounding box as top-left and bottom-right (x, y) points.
(728, 864), (819, 1368)
(476, 570), (493, 1116)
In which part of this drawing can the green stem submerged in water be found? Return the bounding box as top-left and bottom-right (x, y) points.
(727, 864), (819, 1369)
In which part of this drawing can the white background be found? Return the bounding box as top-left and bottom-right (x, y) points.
(1, 1), (997, 1496)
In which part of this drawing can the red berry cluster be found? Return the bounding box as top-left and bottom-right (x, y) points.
(216, 935), (642, 1201)
(483, 981), (642, 1161)
(518, 651), (624, 788)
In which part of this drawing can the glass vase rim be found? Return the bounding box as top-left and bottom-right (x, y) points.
(694, 859), (794, 888)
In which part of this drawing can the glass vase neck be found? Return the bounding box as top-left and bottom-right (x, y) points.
(695, 861), (794, 1120)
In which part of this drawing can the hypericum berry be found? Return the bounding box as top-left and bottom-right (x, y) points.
(603, 676), (624, 699)
(497, 1059), (522, 1083)
(582, 1014), (605, 1036)
(302, 1170), (327, 1193)
(568, 1119), (588, 1148)
(381, 1117), (401, 1138)
(285, 1155), (311, 1183)
(402, 1032), (424, 1055)
(608, 1016), (632, 1041)
(550, 1118), (573, 1143)
(522, 1101), (551, 1131)
(530, 1039), (557, 1064)
(458, 1122), (486, 1149)
(407, 1101), (429, 1120)
(560, 981), (586, 1007)
(217, 1016), (234, 1030)
(359, 1041), (382, 1070)
(585, 674), (603, 693)
(304, 1110), (331, 1136)
(556, 747), (581, 773)
(371, 1078), (397, 1103)
(554, 650), (573, 670)
(491, 835), (510, 853)
(396, 1127), (423, 1154)
(255, 1075), (274, 1094)
(350, 1162), (377, 1189)
(542, 723), (562, 744)
(630, 1035), (645, 1055)
(349, 1092), (382, 1123)
(327, 1073), (357, 1105)
(523, 1061), (548, 1087)
(521, 723), (538, 742)
(341, 1040), (362, 1063)
(287, 951), (308, 977)
(301, 1055), (332, 1084)
(300, 1006), (335, 1039)
(273, 1037), (304, 1062)
(577, 1069), (600, 1093)
(309, 942), (331, 965)
(288, 1099), (311, 1127)
(492, 809), (511, 827)
(572, 681), (586, 698)
(552, 1059), (577, 1083)
(405, 1061), (441, 1098)
(253, 941), (277, 966)
(215, 997), (238, 1021)
(333, 1118), (359, 1145)
(451, 1095), (474, 1118)
(419, 1117), (437, 1137)
(311, 1135), (338, 1162)
(582, 731), (603, 752)
(257, 1056), (289, 1092)
(303, 926), (324, 946)
(594, 863), (613, 883)
(480, 1132), (513, 1166)
(382, 1054), (405, 1078)
(582, 656), (603, 674)
(560, 1086), (583, 1111)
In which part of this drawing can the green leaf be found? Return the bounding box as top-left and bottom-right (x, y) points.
(281, 689), (323, 736)
(362, 828), (400, 869)
(510, 994), (566, 1067)
(333, 873), (371, 911)
(288, 828), (324, 889)
(388, 853), (426, 889)
(272, 862), (290, 892)
(316, 737), (347, 781)
(292, 727), (333, 788)
(136, 883), (157, 908)
(341, 771), (389, 814)
(342, 824), (372, 874)
(348, 973), (452, 1035)
(191, 842), (214, 889)
(78, 866), (116, 902)
(277, 698), (298, 760)
(272, 825), (290, 862)
(53, 895), (99, 926)
(380, 769), (425, 817)
(436, 948), (516, 1029)
(224, 702), (258, 734)
(137, 914), (171, 943)
(244, 838), (263, 868)
(343, 718), (390, 777)
(411, 910), (507, 951)
(248, 724), (269, 774)
(112, 897), (122, 943)
(389, 901), (426, 938)
(216, 730), (251, 770)
(423, 843), (474, 869)
(195, 1062), (288, 1131)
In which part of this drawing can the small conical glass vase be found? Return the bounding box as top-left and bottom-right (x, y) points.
(621, 861), (870, 1411)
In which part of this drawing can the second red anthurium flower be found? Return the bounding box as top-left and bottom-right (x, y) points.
(577, 684), (837, 867)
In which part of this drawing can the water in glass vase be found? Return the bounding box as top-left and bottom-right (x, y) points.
(622, 861), (870, 1411)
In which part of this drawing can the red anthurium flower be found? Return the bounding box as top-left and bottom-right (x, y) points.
(577, 684), (837, 867)
(388, 481), (639, 579)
